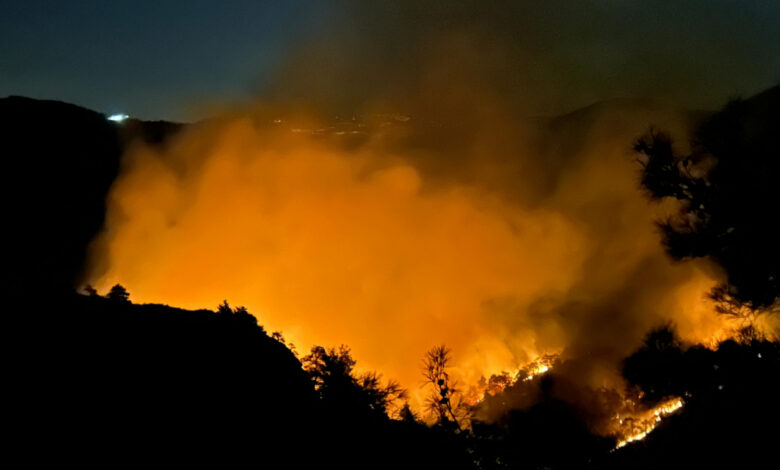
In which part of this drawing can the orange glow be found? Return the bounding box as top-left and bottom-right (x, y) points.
(85, 101), (758, 413)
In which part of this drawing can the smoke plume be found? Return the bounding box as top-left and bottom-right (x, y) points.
(86, 2), (778, 411)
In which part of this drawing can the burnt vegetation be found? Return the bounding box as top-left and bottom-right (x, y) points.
(5, 85), (780, 469)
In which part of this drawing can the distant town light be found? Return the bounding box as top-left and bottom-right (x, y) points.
(108, 113), (129, 122)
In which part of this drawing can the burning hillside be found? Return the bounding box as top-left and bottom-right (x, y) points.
(85, 98), (776, 418)
(613, 397), (684, 449)
(6, 2), (780, 468)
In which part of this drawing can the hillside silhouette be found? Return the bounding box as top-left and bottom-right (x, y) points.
(2, 96), (183, 300)
(4, 89), (780, 469)
(28, 290), (473, 469)
(21, 288), (779, 469)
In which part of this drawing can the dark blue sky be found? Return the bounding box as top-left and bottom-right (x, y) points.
(2, 1), (778, 120)
(0, 1), (330, 120)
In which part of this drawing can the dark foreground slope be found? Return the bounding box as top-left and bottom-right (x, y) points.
(41, 293), (314, 466)
(21, 291), (780, 470)
(22, 292), (472, 469)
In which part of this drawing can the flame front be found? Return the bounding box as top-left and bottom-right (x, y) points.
(464, 354), (559, 406)
(613, 397), (685, 449)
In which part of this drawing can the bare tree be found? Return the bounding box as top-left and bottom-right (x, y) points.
(421, 345), (470, 429)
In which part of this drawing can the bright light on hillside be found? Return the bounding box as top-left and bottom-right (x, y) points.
(108, 113), (129, 122)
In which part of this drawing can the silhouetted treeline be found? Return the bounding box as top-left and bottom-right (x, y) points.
(21, 287), (779, 469)
(635, 84), (780, 308)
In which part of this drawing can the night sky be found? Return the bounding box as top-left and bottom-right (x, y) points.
(2, 0), (779, 121)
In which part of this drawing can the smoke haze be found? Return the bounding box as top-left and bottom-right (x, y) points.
(85, 1), (779, 411)
(86, 102), (745, 403)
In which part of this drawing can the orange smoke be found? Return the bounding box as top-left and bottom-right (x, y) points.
(86, 100), (749, 413)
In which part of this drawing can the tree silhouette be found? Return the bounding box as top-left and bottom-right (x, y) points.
(217, 299), (233, 315)
(302, 345), (405, 418)
(421, 345), (469, 429)
(397, 402), (418, 424)
(214, 300), (262, 330)
(634, 85), (779, 310)
(107, 284), (130, 303)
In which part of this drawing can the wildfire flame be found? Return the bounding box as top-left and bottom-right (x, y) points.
(523, 363), (551, 382)
(464, 354), (558, 406)
(613, 397), (685, 449)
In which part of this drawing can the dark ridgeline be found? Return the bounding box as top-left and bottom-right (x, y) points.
(3, 87), (780, 469)
(3, 96), (120, 299)
(20, 289), (780, 469)
(37, 292), (473, 469)
(1, 95), (183, 300)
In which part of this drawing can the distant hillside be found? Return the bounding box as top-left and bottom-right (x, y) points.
(1, 96), (183, 297)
